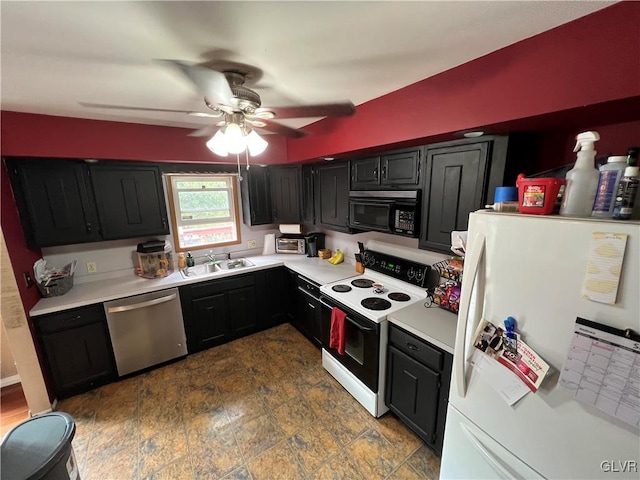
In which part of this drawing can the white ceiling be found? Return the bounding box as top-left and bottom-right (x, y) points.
(1, 1), (614, 134)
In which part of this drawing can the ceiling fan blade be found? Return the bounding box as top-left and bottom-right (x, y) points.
(188, 125), (218, 138)
(159, 59), (233, 106)
(257, 102), (356, 119)
(257, 120), (307, 139)
(78, 102), (222, 118)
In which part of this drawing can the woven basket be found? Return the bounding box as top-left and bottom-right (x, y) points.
(318, 249), (332, 259)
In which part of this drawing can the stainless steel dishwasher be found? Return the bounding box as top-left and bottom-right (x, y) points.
(104, 287), (187, 376)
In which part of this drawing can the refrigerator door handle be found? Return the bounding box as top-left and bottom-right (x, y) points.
(461, 423), (524, 479)
(455, 232), (486, 397)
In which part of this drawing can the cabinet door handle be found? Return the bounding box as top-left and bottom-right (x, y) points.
(373, 168), (378, 177)
(308, 303), (316, 309)
(86, 222), (92, 234)
(65, 315), (82, 323)
(406, 342), (420, 351)
(382, 165), (387, 178)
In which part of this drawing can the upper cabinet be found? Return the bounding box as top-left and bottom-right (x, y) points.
(7, 157), (169, 248)
(315, 162), (350, 232)
(89, 163), (168, 240)
(351, 147), (421, 190)
(240, 166), (272, 226)
(9, 158), (99, 247)
(419, 136), (514, 253)
(301, 164), (315, 226)
(269, 166), (301, 224)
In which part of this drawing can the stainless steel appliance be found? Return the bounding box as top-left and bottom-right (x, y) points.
(275, 234), (306, 254)
(104, 287), (187, 376)
(319, 242), (432, 417)
(348, 190), (420, 237)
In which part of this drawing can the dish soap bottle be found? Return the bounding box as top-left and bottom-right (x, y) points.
(560, 131), (600, 217)
(178, 253), (187, 270)
(186, 252), (195, 268)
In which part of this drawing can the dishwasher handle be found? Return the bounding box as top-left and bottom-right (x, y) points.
(106, 293), (178, 314)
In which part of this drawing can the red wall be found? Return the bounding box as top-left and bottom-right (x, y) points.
(1, 112), (287, 164)
(287, 2), (640, 162)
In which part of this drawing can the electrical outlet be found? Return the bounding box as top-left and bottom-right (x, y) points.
(247, 240), (257, 249)
(87, 262), (97, 274)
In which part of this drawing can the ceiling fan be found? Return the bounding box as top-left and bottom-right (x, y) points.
(80, 60), (356, 140)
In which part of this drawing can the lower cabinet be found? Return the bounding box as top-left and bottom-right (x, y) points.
(385, 324), (453, 455)
(255, 267), (292, 329)
(180, 274), (258, 353)
(292, 274), (322, 347)
(35, 304), (116, 399)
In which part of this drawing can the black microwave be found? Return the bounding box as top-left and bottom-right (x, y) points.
(348, 190), (420, 237)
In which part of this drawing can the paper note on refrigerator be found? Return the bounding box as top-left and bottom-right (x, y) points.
(582, 232), (628, 304)
(470, 350), (530, 406)
(559, 318), (640, 428)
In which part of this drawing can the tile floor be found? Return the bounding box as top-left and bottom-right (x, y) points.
(57, 323), (441, 480)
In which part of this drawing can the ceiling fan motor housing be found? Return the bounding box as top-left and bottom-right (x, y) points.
(224, 71), (261, 112)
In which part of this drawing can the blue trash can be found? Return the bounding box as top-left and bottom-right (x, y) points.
(1, 412), (79, 480)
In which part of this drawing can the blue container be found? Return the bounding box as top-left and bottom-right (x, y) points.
(494, 186), (518, 203)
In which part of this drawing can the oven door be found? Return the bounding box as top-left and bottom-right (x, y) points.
(319, 295), (380, 391)
(348, 199), (393, 233)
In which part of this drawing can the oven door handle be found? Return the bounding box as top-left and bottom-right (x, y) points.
(318, 299), (376, 332)
(345, 316), (376, 332)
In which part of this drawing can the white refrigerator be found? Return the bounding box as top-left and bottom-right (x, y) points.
(441, 211), (640, 479)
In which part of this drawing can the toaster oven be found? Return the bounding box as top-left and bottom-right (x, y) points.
(276, 235), (306, 254)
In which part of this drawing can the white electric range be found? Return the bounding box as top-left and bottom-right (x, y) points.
(318, 244), (432, 417)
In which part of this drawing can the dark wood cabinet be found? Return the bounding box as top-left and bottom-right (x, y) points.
(386, 325), (452, 455)
(240, 166), (273, 226)
(7, 157), (169, 247)
(8, 158), (99, 247)
(292, 274), (322, 347)
(256, 267), (291, 329)
(419, 136), (515, 253)
(315, 162), (350, 232)
(35, 304), (116, 399)
(270, 166), (301, 223)
(301, 164), (315, 226)
(89, 163), (168, 239)
(180, 274), (258, 353)
(351, 148), (421, 189)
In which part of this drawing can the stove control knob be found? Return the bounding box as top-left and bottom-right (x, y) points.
(415, 270), (424, 282)
(407, 268), (416, 279)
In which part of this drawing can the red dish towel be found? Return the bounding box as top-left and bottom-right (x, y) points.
(330, 307), (347, 355)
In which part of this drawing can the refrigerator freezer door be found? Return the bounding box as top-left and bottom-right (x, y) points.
(445, 212), (640, 479)
(441, 406), (543, 479)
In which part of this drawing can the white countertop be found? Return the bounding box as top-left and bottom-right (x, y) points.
(30, 254), (359, 317)
(388, 301), (458, 354)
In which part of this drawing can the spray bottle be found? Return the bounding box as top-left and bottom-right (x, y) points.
(560, 131), (600, 217)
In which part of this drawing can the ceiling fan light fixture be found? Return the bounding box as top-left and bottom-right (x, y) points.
(246, 130), (268, 156)
(224, 123), (246, 154)
(206, 129), (229, 157)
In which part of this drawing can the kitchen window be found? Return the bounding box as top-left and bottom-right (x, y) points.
(166, 174), (241, 251)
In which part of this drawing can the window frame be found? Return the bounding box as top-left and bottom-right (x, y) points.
(165, 173), (242, 253)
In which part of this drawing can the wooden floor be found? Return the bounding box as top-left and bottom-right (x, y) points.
(1, 383), (30, 437)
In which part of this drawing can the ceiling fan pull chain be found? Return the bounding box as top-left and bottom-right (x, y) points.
(245, 148), (251, 170)
(236, 152), (243, 181)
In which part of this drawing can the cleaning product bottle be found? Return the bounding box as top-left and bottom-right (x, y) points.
(612, 166), (639, 220)
(186, 251), (195, 267)
(591, 155), (627, 218)
(560, 131), (600, 217)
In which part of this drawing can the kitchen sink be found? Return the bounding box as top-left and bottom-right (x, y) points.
(179, 258), (254, 278)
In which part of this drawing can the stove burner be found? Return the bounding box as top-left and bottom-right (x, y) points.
(352, 278), (374, 288)
(361, 297), (392, 311)
(388, 292), (411, 302)
(332, 284), (352, 293)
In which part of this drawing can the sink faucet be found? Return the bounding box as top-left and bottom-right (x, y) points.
(206, 251), (217, 263)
